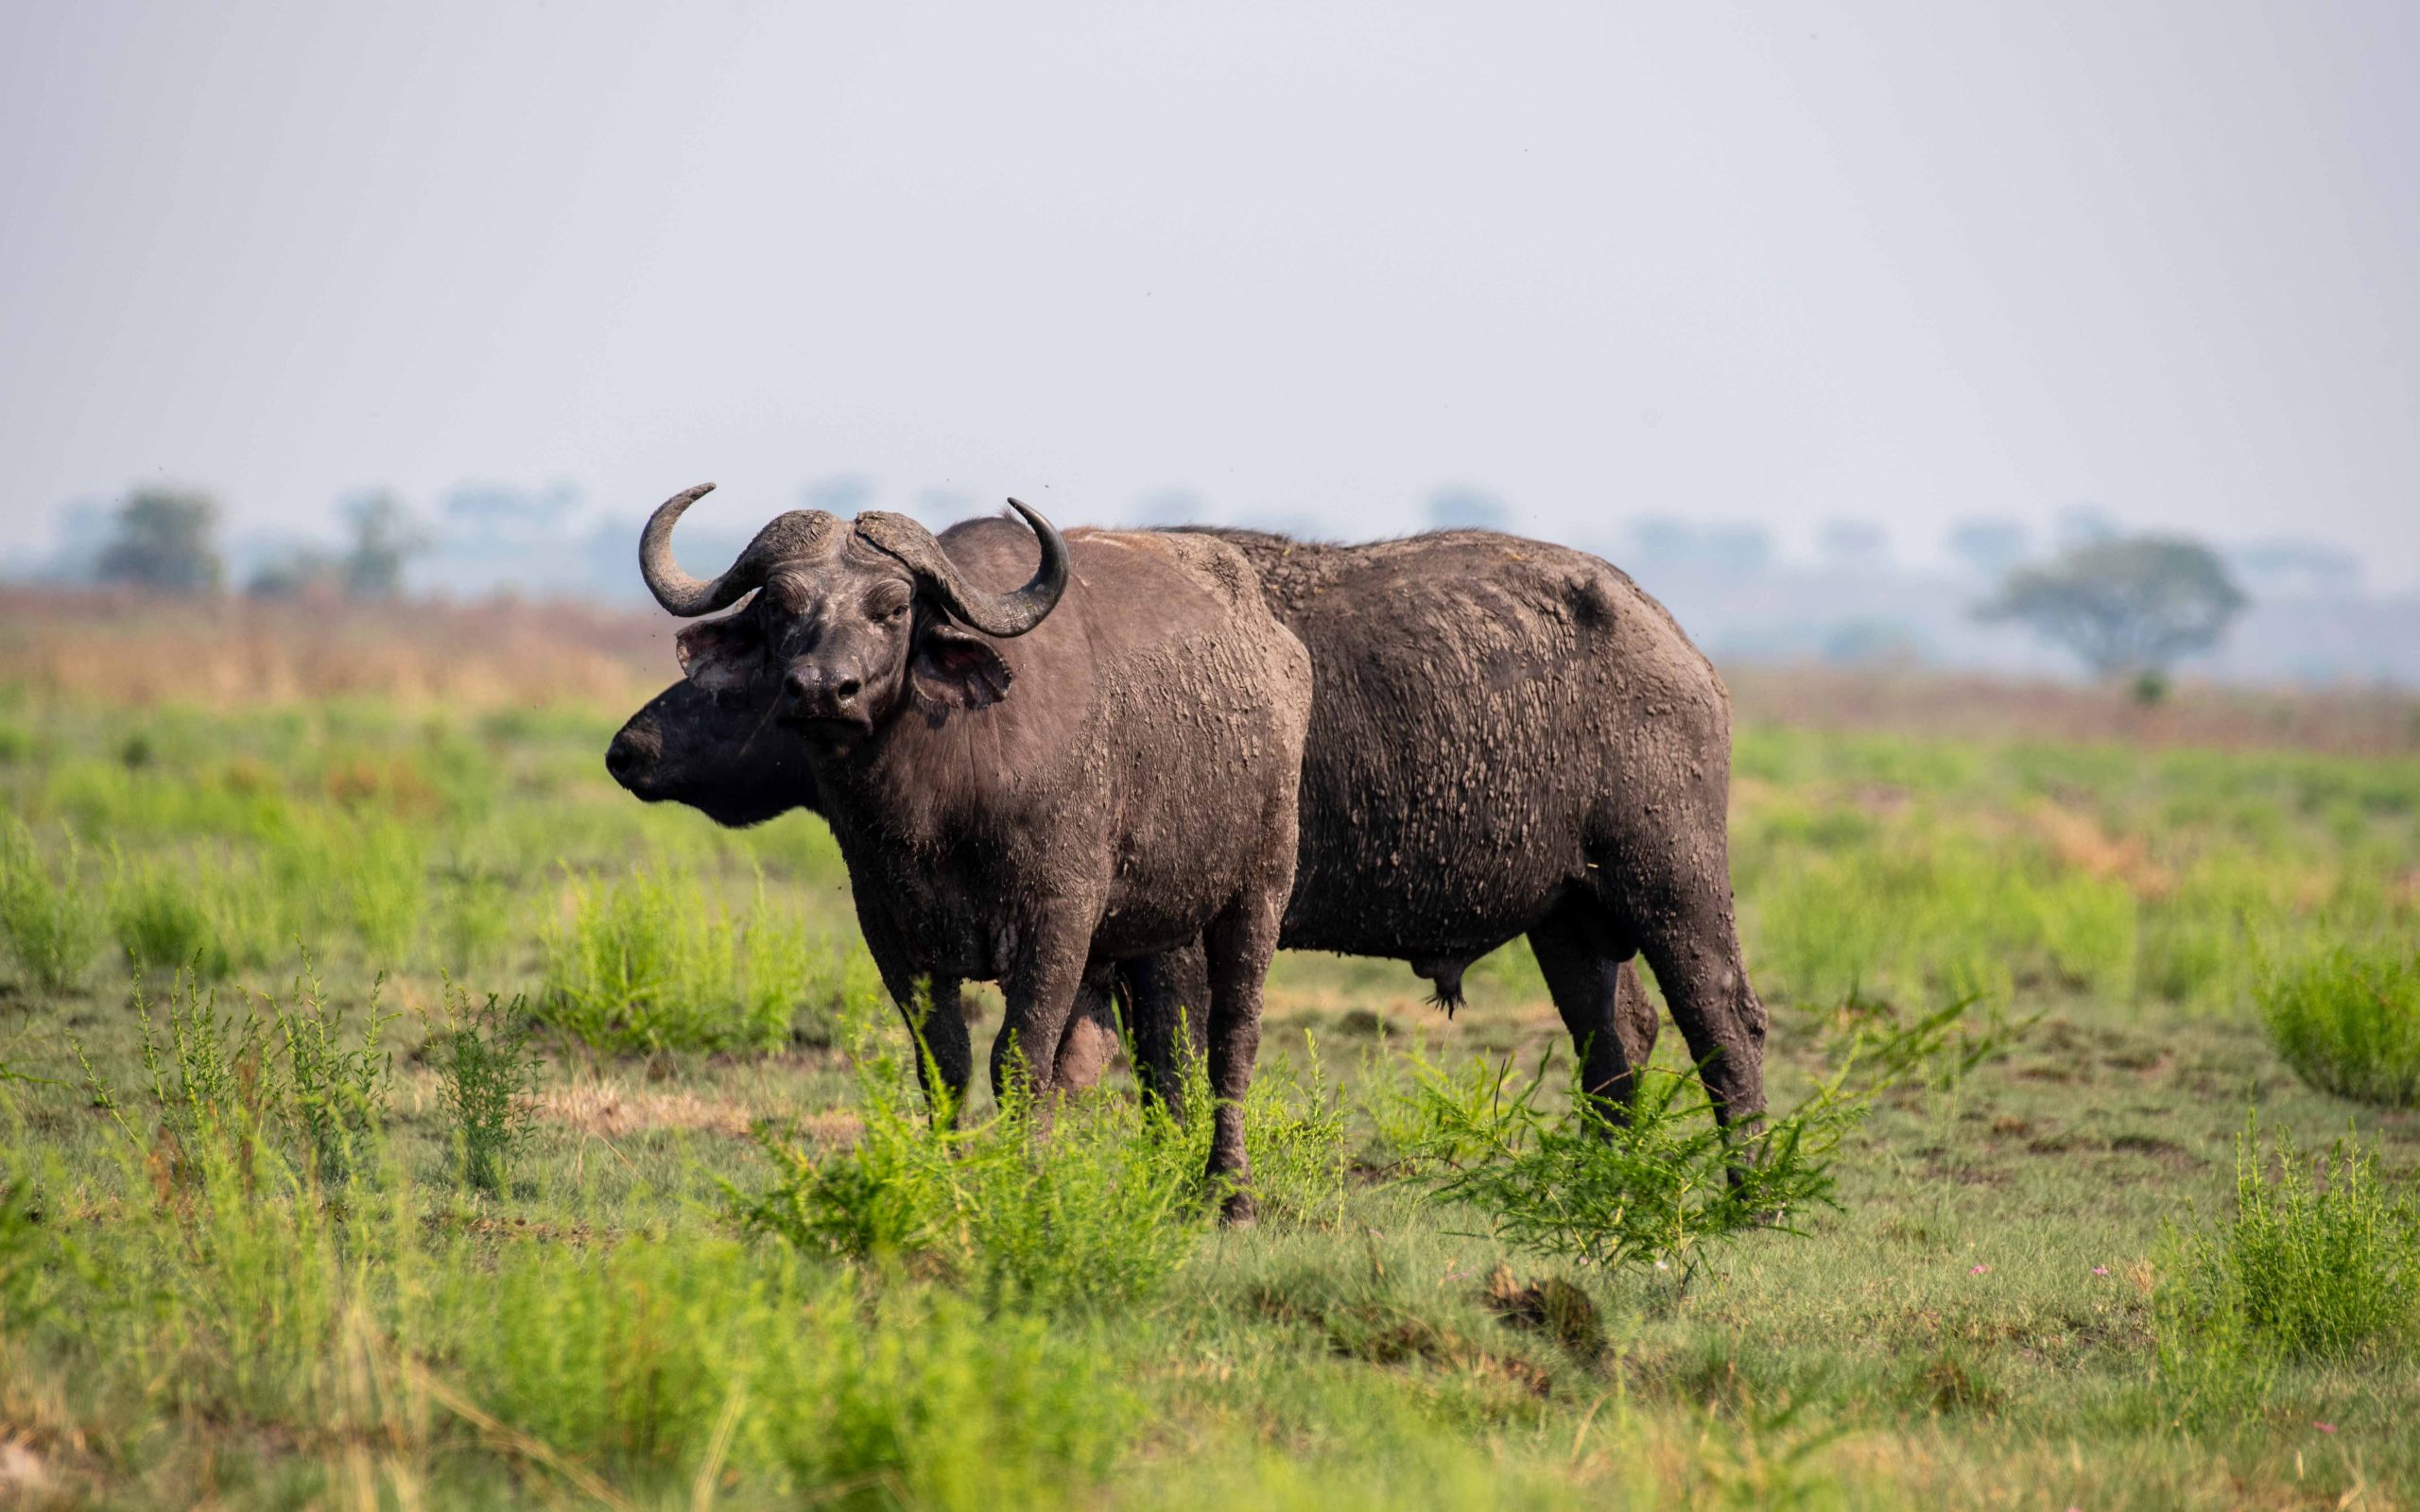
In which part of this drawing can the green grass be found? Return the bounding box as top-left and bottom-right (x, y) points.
(540, 865), (856, 1053)
(0, 817), (103, 991)
(2259, 939), (2420, 1107)
(2, 687), (2417, 1506)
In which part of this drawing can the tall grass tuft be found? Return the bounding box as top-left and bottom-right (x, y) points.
(733, 1023), (1209, 1312)
(428, 984), (536, 1194)
(108, 854), (235, 981)
(542, 866), (825, 1053)
(2257, 939), (2420, 1107)
(2161, 1113), (2419, 1378)
(0, 819), (102, 992)
(273, 967), (395, 1191)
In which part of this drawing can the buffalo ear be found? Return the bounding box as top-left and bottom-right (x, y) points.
(910, 625), (1012, 710)
(675, 612), (763, 693)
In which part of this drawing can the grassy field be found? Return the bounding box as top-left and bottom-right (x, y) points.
(2, 617), (2418, 1509)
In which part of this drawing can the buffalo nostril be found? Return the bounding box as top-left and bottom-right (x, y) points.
(834, 677), (862, 702)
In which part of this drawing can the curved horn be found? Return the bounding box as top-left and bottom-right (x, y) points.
(639, 483), (841, 617)
(854, 498), (1069, 638)
(639, 483), (741, 616)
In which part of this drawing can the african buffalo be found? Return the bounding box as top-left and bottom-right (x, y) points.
(633, 485), (1310, 1216)
(612, 521), (1759, 1133)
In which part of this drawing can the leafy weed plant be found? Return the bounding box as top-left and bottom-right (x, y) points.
(1392, 1048), (1850, 1274)
(2161, 1113), (2419, 1366)
(1391, 996), (2010, 1275)
(84, 968), (394, 1198)
(428, 983), (537, 1194)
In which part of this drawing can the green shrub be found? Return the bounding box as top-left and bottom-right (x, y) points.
(0, 819), (102, 992)
(2161, 1114), (2419, 1369)
(2257, 940), (2420, 1107)
(541, 867), (823, 1053)
(109, 856), (234, 982)
(1391, 1047), (1849, 1274)
(428, 985), (536, 1194)
(1224, 1031), (1353, 1229)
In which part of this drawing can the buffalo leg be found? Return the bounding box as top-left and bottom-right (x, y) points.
(1201, 900), (1281, 1226)
(1051, 967), (1122, 1092)
(991, 913), (1094, 1115)
(876, 971), (972, 1121)
(1119, 938), (1212, 1115)
(1527, 899), (1658, 1122)
(1621, 875), (1768, 1139)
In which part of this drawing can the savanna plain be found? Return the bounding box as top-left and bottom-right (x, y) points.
(2, 594), (2417, 1510)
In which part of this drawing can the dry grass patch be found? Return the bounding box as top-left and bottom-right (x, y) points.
(527, 1080), (788, 1141)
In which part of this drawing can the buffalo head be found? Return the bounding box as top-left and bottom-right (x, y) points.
(637, 483), (1069, 744)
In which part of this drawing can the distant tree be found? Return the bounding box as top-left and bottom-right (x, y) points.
(95, 488), (223, 593)
(340, 492), (428, 598)
(1980, 534), (2247, 695)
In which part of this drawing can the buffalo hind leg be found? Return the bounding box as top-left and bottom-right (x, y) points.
(1201, 902), (1280, 1227)
(1051, 967), (1122, 1093)
(1527, 900), (1658, 1124)
(1621, 876), (1769, 1152)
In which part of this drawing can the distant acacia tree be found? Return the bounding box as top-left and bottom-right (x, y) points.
(96, 489), (222, 593)
(340, 492), (428, 598)
(1981, 534), (2247, 695)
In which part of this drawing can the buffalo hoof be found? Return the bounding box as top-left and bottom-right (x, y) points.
(1219, 1190), (1258, 1228)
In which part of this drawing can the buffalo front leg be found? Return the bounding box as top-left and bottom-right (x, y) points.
(990, 911), (1096, 1118)
(890, 975), (973, 1122)
(856, 906), (973, 1120)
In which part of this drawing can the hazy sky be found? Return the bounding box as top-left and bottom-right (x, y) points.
(4, 1), (2414, 583)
